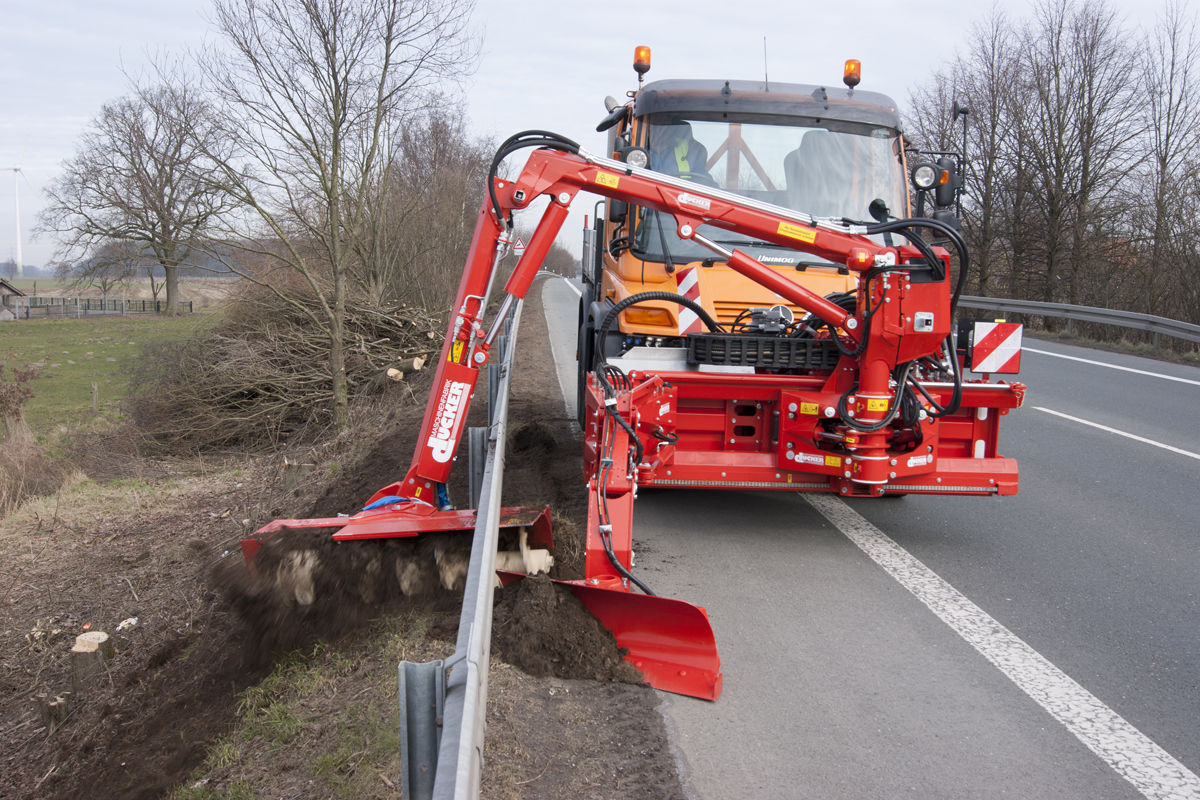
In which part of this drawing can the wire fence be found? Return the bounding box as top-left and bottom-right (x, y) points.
(1, 296), (194, 319)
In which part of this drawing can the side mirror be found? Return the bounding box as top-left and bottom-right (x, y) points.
(608, 199), (628, 224)
(935, 156), (960, 208)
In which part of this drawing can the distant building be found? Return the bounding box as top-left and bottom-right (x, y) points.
(0, 278), (26, 321)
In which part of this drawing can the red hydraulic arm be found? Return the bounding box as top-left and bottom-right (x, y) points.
(368, 143), (947, 508)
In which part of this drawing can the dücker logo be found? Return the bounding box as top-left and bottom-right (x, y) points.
(428, 380), (470, 463)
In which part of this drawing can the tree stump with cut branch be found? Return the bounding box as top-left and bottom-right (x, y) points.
(35, 692), (71, 733)
(71, 631), (114, 693)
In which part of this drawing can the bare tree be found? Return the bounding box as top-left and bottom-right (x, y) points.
(35, 84), (231, 315)
(195, 0), (478, 430)
(354, 101), (492, 310)
(1136, 1), (1200, 317)
(52, 240), (139, 301)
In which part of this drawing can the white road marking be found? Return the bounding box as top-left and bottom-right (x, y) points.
(1024, 347), (1200, 387)
(563, 279), (582, 298)
(806, 493), (1200, 800)
(1034, 407), (1200, 461)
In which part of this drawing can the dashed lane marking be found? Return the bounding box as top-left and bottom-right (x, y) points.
(563, 279), (582, 298)
(1034, 407), (1200, 461)
(1024, 347), (1200, 387)
(806, 493), (1200, 800)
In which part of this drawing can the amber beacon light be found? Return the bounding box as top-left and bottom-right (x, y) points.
(843, 59), (861, 88)
(634, 46), (652, 76)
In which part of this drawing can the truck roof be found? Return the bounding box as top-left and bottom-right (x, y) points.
(634, 79), (902, 131)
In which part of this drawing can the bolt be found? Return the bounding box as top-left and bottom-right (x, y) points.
(844, 471), (851, 478)
(890, 459), (897, 466)
(786, 442), (794, 449)
(680, 224), (693, 236)
(730, 438), (735, 444)
(513, 189), (525, 202)
(841, 487), (848, 494)
(474, 352), (486, 364)
(786, 452), (794, 460)
(889, 472), (897, 479)
(721, 472), (726, 477)
(824, 407), (835, 418)
(776, 473), (781, 478)
(936, 478), (942, 483)
(989, 479), (995, 485)
(846, 318), (858, 330)
(927, 445), (933, 452)
(788, 412), (796, 420)
(558, 192), (571, 204)
(789, 402), (798, 412)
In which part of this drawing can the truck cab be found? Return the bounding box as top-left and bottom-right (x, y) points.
(579, 76), (914, 422)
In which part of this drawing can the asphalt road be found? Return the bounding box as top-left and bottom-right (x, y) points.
(540, 277), (1200, 800)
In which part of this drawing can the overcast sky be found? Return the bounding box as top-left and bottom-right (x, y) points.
(0, 0), (1157, 271)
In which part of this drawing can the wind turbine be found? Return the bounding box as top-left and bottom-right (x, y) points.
(8, 138), (35, 279)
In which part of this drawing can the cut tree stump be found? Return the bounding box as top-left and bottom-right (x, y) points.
(71, 631), (114, 692)
(283, 459), (317, 494)
(35, 692), (71, 733)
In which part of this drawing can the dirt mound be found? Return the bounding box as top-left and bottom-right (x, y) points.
(510, 421), (557, 453)
(491, 574), (643, 684)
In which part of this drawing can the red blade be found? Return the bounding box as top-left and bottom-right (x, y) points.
(566, 581), (723, 701)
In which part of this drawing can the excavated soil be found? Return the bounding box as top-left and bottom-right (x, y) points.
(492, 573), (643, 684)
(0, 281), (683, 799)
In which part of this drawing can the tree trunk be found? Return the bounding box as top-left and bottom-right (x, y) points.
(164, 264), (180, 316)
(329, 311), (349, 430)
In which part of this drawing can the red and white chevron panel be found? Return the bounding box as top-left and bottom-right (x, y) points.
(675, 266), (704, 334)
(971, 321), (1023, 373)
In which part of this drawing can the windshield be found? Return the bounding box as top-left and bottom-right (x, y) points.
(635, 117), (906, 262)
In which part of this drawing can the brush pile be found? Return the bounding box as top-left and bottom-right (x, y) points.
(129, 283), (443, 451)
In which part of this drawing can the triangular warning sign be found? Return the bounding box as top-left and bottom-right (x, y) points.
(514, 237), (526, 250)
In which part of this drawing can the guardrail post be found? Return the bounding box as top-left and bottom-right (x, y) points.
(467, 427), (487, 509)
(398, 660), (445, 800)
(1154, 332), (1161, 349)
(488, 334), (505, 425)
(1067, 319), (1074, 336)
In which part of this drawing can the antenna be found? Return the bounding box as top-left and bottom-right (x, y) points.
(763, 37), (770, 92)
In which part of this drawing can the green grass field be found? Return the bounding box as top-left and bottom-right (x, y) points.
(0, 313), (216, 434)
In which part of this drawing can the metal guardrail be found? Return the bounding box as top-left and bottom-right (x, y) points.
(397, 300), (522, 800)
(958, 295), (1200, 347)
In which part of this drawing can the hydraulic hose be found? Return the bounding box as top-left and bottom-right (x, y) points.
(487, 130), (580, 226)
(595, 291), (722, 372)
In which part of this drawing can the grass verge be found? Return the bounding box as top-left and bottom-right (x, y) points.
(2, 312), (218, 434)
(171, 617), (452, 800)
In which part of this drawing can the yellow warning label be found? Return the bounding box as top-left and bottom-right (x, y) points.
(824, 455), (841, 467)
(450, 340), (465, 363)
(800, 402), (819, 416)
(778, 222), (818, 243)
(595, 172), (621, 188)
(866, 398), (888, 411)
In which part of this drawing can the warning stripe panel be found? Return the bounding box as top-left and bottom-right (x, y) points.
(675, 267), (704, 335)
(973, 322), (1023, 373)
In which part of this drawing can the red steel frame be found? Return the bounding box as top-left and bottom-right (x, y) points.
(247, 146), (1025, 702)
